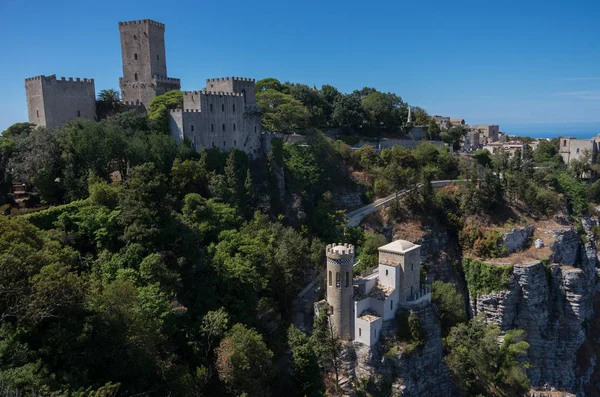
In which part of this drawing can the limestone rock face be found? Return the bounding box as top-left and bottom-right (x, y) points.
(339, 304), (458, 397)
(470, 223), (598, 394)
(502, 226), (535, 253)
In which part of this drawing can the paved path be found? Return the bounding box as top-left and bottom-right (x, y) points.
(347, 179), (467, 226)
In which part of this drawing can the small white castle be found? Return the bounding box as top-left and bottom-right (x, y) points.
(316, 239), (431, 346)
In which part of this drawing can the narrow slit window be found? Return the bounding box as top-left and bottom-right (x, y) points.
(359, 328), (362, 337)
(134, 53), (138, 60)
(336, 272), (340, 288)
(233, 124), (236, 131)
(157, 55), (159, 61)
(134, 73), (138, 81)
(345, 272), (349, 287)
(222, 104), (225, 112)
(36, 110), (39, 118)
(191, 125), (194, 132)
(223, 141), (226, 147)
(234, 140), (237, 146)
(77, 110), (81, 117)
(222, 124), (225, 131)
(233, 104), (236, 112)
(328, 271), (332, 286)
(211, 124), (214, 132)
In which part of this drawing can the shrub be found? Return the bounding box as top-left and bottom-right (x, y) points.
(462, 258), (513, 294)
(21, 199), (89, 229)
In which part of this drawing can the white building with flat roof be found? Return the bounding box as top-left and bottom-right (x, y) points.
(316, 239), (431, 347)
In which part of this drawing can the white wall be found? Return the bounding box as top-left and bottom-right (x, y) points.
(355, 317), (383, 346)
(379, 264), (396, 288)
(383, 291), (399, 321)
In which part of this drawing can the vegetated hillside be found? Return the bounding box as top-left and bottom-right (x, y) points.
(352, 140), (600, 396)
(1, 92), (599, 396)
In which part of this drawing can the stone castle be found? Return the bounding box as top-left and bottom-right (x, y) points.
(316, 239), (431, 346)
(24, 19), (262, 157)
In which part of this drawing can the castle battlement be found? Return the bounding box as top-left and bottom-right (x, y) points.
(25, 75), (94, 84)
(207, 77), (256, 82)
(118, 19), (165, 29)
(326, 243), (355, 256)
(124, 100), (142, 106)
(184, 90), (244, 97)
(153, 75), (181, 83)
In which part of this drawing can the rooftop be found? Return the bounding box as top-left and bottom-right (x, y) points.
(379, 239), (420, 254)
(358, 310), (381, 322)
(368, 282), (395, 301)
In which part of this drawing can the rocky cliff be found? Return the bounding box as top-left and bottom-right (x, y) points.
(339, 303), (458, 396)
(470, 223), (599, 395)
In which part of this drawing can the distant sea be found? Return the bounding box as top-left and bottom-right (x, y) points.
(500, 122), (600, 140)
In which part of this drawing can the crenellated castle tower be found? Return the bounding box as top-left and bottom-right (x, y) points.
(325, 243), (355, 340)
(25, 75), (96, 129)
(118, 19), (180, 109)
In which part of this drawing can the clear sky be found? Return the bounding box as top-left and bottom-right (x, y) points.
(1, 0), (599, 136)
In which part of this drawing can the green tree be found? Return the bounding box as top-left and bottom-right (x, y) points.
(96, 89), (125, 119)
(431, 281), (466, 336)
(257, 89), (310, 133)
(445, 316), (530, 396)
(287, 325), (323, 397)
(216, 323), (274, 397)
(311, 303), (341, 391)
(147, 90), (183, 133)
(441, 125), (468, 151)
(427, 119), (441, 140)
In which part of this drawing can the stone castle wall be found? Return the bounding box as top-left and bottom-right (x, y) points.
(25, 75), (96, 128)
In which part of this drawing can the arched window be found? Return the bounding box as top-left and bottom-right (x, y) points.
(385, 269), (388, 276)
(191, 125), (194, 132)
(233, 124), (236, 131)
(345, 272), (349, 287)
(222, 124), (225, 131)
(328, 271), (332, 286)
(336, 272), (340, 288)
(134, 73), (138, 81)
(134, 53), (138, 61)
(222, 104), (225, 112)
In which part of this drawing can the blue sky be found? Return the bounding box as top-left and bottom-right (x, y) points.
(1, 0), (599, 136)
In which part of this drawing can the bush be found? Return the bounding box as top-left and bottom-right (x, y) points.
(462, 258), (513, 294)
(431, 281), (467, 336)
(21, 199), (89, 229)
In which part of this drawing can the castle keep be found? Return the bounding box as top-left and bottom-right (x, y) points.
(118, 19), (180, 108)
(25, 75), (96, 129)
(168, 79), (262, 156)
(25, 19), (261, 156)
(317, 239), (431, 346)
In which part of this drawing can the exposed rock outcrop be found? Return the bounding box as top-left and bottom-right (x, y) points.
(502, 226), (535, 253)
(470, 224), (598, 395)
(339, 303), (458, 396)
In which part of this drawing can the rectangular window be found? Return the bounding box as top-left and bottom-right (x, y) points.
(211, 124), (214, 132)
(359, 328), (362, 337)
(233, 104), (236, 112)
(210, 104), (213, 112)
(345, 272), (349, 287)
(336, 272), (340, 288)
(328, 271), (332, 286)
(233, 124), (236, 132)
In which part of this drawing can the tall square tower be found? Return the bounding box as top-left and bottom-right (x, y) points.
(119, 19), (180, 109)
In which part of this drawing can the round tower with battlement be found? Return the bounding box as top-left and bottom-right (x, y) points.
(325, 243), (354, 340)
